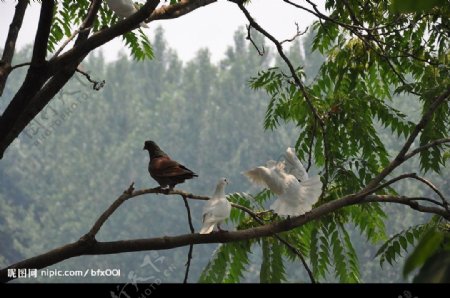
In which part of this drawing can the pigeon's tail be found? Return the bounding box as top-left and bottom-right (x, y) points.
(199, 223), (215, 234)
(270, 199), (312, 217)
(270, 199), (300, 216)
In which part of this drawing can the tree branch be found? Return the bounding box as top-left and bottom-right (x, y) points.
(181, 195), (194, 283)
(246, 25), (265, 56)
(31, 0), (54, 65)
(363, 170), (449, 210)
(0, 1), (56, 159)
(0, 0), (28, 96)
(363, 88), (450, 191)
(362, 195), (449, 217)
(73, 0), (102, 46)
(52, 0), (160, 70)
(9, 62), (31, 71)
(0, 0), (221, 159)
(231, 0), (331, 193)
(409, 175), (449, 209)
(2, 181), (449, 283)
(75, 68), (105, 91)
(2, 66), (79, 152)
(403, 138), (450, 161)
(50, 0), (103, 61)
(280, 23), (308, 45)
(147, 0), (217, 22)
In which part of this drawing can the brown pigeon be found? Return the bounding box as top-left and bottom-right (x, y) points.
(143, 140), (198, 189)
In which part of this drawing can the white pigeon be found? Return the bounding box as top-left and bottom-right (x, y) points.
(200, 178), (231, 234)
(106, 0), (149, 28)
(243, 149), (322, 217)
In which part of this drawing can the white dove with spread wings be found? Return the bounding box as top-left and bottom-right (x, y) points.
(243, 148), (322, 216)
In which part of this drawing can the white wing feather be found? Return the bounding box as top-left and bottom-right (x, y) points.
(243, 166), (285, 195)
(284, 147), (308, 181)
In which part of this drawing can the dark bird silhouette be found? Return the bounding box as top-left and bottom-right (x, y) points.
(143, 140), (198, 189)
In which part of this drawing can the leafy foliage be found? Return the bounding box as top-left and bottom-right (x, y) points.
(246, 0), (449, 283)
(1, 0), (449, 284)
(375, 220), (438, 268)
(199, 241), (252, 283)
(260, 238), (286, 283)
(47, 0), (153, 60)
(402, 218), (450, 280)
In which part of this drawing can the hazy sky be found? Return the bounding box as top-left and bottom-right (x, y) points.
(0, 0), (324, 62)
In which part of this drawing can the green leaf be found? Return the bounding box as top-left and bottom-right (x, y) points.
(391, 0), (448, 13)
(403, 227), (445, 277)
(260, 238), (286, 283)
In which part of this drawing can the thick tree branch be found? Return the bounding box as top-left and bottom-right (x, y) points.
(2, 182), (449, 283)
(147, 0), (217, 22)
(0, 1), (56, 158)
(73, 0), (102, 46)
(0, 0), (101, 159)
(2, 65), (79, 152)
(0, 0), (28, 96)
(32, 0), (54, 65)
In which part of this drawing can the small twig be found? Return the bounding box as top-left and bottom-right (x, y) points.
(246, 25), (265, 56)
(53, 27), (91, 58)
(364, 172), (448, 209)
(306, 118), (317, 172)
(404, 196), (447, 207)
(280, 23), (309, 45)
(10, 62), (31, 71)
(363, 195), (450, 220)
(410, 175), (449, 210)
(403, 138), (450, 161)
(182, 195), (195, 233)
(181, 195), (194, 283)
(75, 68), (105, 90)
